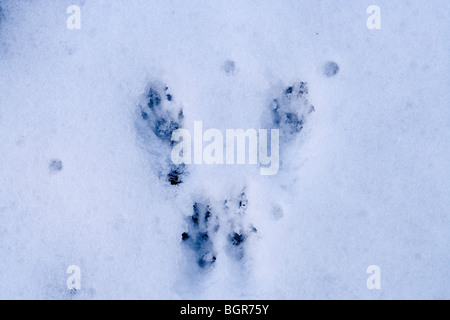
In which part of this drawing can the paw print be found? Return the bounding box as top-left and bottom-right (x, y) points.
(271, 82), (315, 142)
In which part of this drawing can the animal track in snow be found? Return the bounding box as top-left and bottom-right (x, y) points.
(136, 77), (315, 275)
(136, 83), (186, 185)
(180, 189), (256, 270)
(270, 81), (315, 143)
(223, 190), (257, 261)
(182, 202), (219, 269)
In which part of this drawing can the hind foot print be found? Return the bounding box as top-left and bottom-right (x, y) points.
(271, 82), (315, 141)
(139, 83), (184, 144)
(137, 83), (188, 186)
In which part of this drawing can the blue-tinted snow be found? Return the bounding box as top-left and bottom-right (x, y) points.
(0, 0), (448, 299)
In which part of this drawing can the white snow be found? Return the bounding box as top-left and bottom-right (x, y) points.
(0, 0), (448, 299)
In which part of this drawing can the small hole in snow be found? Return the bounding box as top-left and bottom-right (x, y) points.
(49, 159), (63, 174)
(323, 61), (340, 77)
(222, 60), (235, 74)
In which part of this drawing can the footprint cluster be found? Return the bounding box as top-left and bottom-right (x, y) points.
(136, 76), (315, 273)
(181, 190), (255, 270)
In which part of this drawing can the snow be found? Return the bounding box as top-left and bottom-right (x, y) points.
(0, 0), (449, 299)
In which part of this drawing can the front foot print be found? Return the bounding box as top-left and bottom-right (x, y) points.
(182, 202), (219, 270)
(224, 190), (256, 261)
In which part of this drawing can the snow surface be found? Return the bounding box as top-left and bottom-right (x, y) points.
(0, 0), (449, 299)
